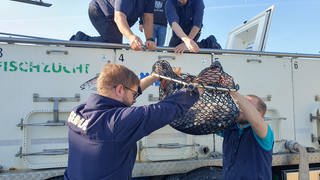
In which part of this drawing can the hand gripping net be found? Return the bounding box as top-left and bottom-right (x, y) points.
(152, 60), (240, 135)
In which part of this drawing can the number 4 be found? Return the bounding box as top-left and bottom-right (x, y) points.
(118, 54), (124, 62)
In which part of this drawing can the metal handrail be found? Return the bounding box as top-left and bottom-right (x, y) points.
(1, 36), (320, 59)
(10, 0), (52, 7)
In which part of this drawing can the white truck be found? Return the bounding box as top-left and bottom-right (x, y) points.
(1, 5), (320, 180)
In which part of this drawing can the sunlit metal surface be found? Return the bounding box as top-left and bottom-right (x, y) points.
(10, 0), (52, 7)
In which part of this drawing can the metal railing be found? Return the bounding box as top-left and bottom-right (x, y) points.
(1, 35), (320, 59)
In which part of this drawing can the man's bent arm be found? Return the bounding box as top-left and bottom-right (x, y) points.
(171, 22), (192, 42)
(140, 73), (159, 91)
(188, 26), (201, 40)
(231, 92), (268, 138)
(171, 22), (199, 52)
(114, 11), (135, 41)
(142, 13), (154, 40)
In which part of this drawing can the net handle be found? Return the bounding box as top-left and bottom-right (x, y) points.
(152, 73), (239, 92)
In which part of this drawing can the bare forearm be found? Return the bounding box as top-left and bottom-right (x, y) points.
(114, 11), (135, 40)
(143, 13), (154, 39)
(171, 22), (190, 42)
(140, 73), (159, 91)
(171, 22), (199, 53)
(188, 26), (200, 40)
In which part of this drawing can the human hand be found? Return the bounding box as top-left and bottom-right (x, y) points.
(230, 91), (243, 109)
(183, 38), (199, 53)
(192, 79), (204, 96)
(129, 35), (143, 51)
(172, 67), (182, 76)
(197, 87), (204, 96)
(145, 40), (156, 50)
(139, 24), (144, 32)
(230, 91), (241, 101)
(186, 83), (204, 95)
(174, 43), (187, 53)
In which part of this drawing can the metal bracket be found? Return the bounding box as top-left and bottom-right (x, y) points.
(310, 109), (320, 122)
(262, 94), (272, 102)
(211, 53), (219, 65)
(315, 95), (320, 102)
(310, 109), (320, 145)
(46, 50), (68, 55)
(247, 59), (262, 63)
(158, 55), (175, 61)
(15, 146), (68, 158)
(17, 93), (80, 130)
(32, 93), (80, 103)
(311, 134), (320, 144)
(16, 118), (66, 130)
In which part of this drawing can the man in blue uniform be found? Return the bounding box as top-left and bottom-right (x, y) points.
(64, 63), (201, 180)
(71, 0), (156, 51)
(221, 92), (274, 180)
(139, 0), (168, 46)
(165, 0), (221, 53)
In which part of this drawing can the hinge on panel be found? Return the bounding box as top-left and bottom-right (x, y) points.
(261, 94), (272, 102)
(311, 134), (320, 145)
(310, 109), (320, 122)
(15, 146), (68, 158)
(211, 53), (219, 65)
(310, 109), (320, 145)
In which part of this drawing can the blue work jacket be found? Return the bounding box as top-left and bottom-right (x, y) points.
(64, 89), (199, 180)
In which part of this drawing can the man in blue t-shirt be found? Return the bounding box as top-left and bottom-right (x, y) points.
(220, 92), (274, 180)
(139, 0), (168, 46)
(64, 63), (201, 180)
(165, 0), (221, 53)
(70, 0), (156, 51)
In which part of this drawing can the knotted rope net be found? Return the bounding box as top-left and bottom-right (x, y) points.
(152, 60), (240, 135)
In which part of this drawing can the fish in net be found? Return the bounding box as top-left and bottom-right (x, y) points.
(152, 60), (240, 135)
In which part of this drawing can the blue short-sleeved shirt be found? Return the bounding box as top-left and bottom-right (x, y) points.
(240, 124), (274, 150)
(221, 123), (273, 179)
(92, 0), (155, 26)
(217, 123), (274, 151)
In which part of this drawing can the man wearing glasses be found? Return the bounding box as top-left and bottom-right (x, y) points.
(64, 63), (201, 180)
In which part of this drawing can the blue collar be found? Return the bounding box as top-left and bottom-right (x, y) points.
(237, 123), (251, 129)
(237, 122), (251, 136)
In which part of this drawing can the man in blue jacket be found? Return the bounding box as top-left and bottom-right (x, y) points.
(221, 92), (274, 180)
(64, 63), (201, 180)
(70, 0), (156, 51)
(165, 0), (221, 53)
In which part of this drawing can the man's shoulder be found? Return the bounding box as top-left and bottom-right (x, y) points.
(252, 125), (274, 151)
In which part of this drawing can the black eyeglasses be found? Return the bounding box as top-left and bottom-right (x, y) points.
(124, 86), (141, 100)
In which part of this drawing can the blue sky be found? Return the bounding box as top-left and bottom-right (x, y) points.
(0, 0), (319, 54)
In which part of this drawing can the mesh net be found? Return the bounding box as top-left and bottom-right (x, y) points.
(152, 60), (240, 135)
